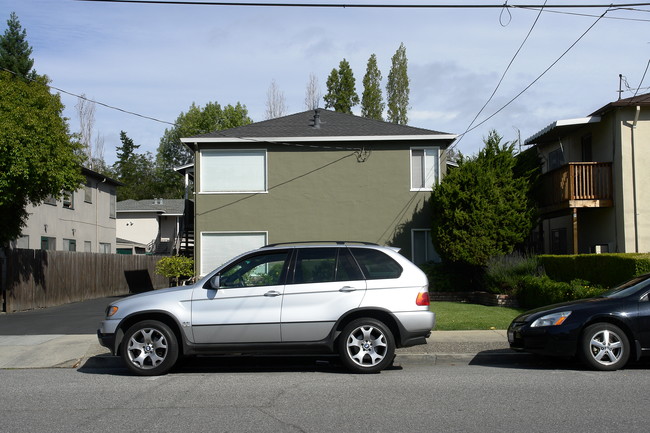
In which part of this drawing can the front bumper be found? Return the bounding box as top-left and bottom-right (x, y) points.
(97, 330), (117, 355)
(508, 321), (580, 357)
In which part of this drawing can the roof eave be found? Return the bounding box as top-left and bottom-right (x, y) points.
(524, 116), (601, 146)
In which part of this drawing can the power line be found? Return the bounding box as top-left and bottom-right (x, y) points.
(75, 0), (650, 9)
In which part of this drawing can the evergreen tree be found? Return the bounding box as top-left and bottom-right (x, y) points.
(0, 12), (37, 80)
(430, 131), (535, 267)
(386, 43), (410, 125)
(323, 59), (359, 114)
(361, 54), (384, 120)
(113, 131), (156, 201)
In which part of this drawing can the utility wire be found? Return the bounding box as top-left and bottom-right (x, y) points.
(448, 5), (610, 152)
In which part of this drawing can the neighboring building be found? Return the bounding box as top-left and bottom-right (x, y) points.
(524, 92), (650, 254)
(116, 198), (193, 256)
(181, 109), (456, 276)
(10, 167), (121, 253)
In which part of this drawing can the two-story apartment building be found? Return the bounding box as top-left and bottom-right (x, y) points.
(524, 92), (650, 254)
(10, 167), (122, 253)
(181, 109), (456, 276)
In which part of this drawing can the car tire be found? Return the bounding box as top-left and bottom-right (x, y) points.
(580, 323), (630, 371)
(121, 320), (179, 376)
(338, 318), (395, 374)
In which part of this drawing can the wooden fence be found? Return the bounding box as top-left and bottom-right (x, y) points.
(1, 249), (169, 313)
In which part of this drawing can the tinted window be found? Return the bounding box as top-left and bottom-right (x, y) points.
(219, 252), (288, 288)
(291, 248), (364, 284)
(350, 248), (402, 280)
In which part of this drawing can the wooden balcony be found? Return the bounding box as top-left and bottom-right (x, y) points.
(538, 162), (613, 215)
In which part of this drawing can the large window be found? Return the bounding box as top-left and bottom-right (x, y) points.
(200, 232), (267, 276)
(200, 149), (267, 193)
(411, 147), (439, 191)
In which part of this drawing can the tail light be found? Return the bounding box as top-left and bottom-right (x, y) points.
(416, 291), (430, 306)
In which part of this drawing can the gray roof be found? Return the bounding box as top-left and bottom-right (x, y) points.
(183, 109), (455, 143)
(116, 199), (186, 215)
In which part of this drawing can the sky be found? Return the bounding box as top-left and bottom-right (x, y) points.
(1, 0), (649, 164)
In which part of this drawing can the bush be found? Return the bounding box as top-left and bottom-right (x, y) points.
(484, 253), (543, 295)
(420, 261), (483, 292)
(515, 275), (606, 309)
(155, 256), (195, 287)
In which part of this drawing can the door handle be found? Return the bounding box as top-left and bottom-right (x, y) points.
(339, 286), (357, 292)
(264, 290), (281, 297)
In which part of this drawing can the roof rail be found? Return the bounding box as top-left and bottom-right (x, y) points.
(263, 241), (379, 248)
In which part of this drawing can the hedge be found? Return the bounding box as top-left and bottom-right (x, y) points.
(539, 253), (650, 288)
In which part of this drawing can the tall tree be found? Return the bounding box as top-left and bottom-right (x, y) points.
(304, 73), (321, 110)
(156, 101), (252, 198)
(113, 131), (155, 201)
(265, 79), (287, 120)
(430, 131), (535, 267)
(74, 94), (107, 171)
(386, 43), (410, 125)
(361, 53), (384, 120)
(0, 12), (36, 81)
(323, 59), (359, 114)
(0, 72), (85, 244)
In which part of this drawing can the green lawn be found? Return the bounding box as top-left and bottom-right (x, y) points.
(431, 301), (525, 330)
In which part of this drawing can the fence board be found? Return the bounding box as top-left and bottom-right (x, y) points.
(3, 249), (169, 313)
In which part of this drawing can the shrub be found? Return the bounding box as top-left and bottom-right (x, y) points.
(515, 275), (606, 309)
(420, 261), (483, 292)
(484, 253), (543, 295)
(155, 256), (195, 287)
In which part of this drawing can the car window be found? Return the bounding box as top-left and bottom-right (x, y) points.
(601, 274), (650, 299)
(291, 248), (364, 284)
(219, 252), (288, 288)
(349, 248), (402, 280)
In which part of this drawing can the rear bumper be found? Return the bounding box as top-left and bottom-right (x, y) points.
(394, 311), (435, 347)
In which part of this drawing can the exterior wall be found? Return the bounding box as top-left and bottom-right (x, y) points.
(194, 141), (440, 274)
(15, 173), (118, 253)
(615, 105), (650, 253)
(116, 212), (159, 247)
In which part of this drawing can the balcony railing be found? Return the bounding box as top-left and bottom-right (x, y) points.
(538, 162), (613, 214)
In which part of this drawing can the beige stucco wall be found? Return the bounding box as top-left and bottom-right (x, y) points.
(194, 141), (439, 271)
(116, 212), (160, 246)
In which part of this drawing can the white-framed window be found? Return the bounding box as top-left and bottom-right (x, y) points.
(99, 242), (111, 253)
(200, 232), (267, 276)
(84, 182), (93, 203)
(14, 235), (29, 249)
(411, 229), (441, 265)
(63, 239), (76, 252)
(63, 190), (74, 209)
(84, 241), (92, 252)
(410, 147), (440, 191)
(200, 149), (267, 193)
(109, 194), (116, 219)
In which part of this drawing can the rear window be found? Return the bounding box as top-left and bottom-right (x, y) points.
(349, 248), (403, 280)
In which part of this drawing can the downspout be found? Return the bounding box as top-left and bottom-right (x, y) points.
(632, 105), (641, 252)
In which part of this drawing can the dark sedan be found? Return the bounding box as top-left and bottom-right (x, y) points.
(508, 273), (650, 370)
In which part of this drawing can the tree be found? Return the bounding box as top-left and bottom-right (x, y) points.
(386, 43), (410, 125)
(155, 101), (252, 198)
(0, 72), (85, 244)
(265, 79), (287, 120)
(430, 131), (535, 267)
(0, 12), (36, 81)
(361, 54), (384, 120)
(323, 59), (359, 114)
(304, 73), (321, 110)
(74, 94), (107, 171)
(113, 131), (156, 201)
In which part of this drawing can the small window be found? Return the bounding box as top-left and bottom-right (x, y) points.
(99, 242), (111, 253)
(412, 229), (441, 264)
(84, 241), (92, 252)
(63, 239), (76, 252)
(411, 147), (439, 190)
(548, 148), (565, 171)
(84, 182), (93, 203)
(14, 235), (29, 249)
(109, 194), (116, 219)
(41, 237), (56, 250)
(349, 248), (402, 280)
(63, 191), (74, 209)
(43, 195), (56, 206)
(219, 252), (288, 288)
(581, 134), (593, 162)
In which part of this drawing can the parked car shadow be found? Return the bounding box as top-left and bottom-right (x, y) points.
(78, 353), (404, 376)
(469, 349), (650, 371)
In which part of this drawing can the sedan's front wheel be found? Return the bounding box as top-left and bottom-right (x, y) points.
(580, 323), (630, 371)
(121, 320), (178, 376)
(338, 318), (395, 374)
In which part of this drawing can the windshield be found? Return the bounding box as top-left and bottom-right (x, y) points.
(601, 274), (650, 298)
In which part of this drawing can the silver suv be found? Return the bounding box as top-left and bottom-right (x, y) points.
(98, 242), (434, 375)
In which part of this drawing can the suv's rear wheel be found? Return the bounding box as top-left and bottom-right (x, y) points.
(121, 320), (178, 376)
(338, 318), (395, 373)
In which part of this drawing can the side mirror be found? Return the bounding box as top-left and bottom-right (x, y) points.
(209, 275), (220, 289)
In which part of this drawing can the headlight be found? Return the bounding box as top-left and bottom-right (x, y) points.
(106, 305), (118, 317)
(531, 311), (571, 327)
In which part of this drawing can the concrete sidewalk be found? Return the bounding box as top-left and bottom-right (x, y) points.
(0, 330), (513, 370)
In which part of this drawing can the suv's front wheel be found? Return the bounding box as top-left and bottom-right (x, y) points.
(121, 320), (179, 376)
(338, 318), (395, 373)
